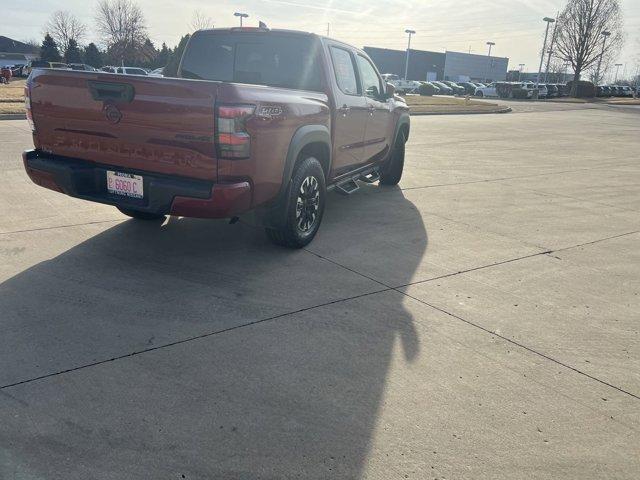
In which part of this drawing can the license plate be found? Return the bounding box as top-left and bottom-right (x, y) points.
(107, 171), (144, 199)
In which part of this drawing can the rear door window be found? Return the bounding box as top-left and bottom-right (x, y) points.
(180, 32), (323, 91)
(329, 47), (359, 95)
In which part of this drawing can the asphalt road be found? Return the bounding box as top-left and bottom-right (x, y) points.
(1, 103), (639, 479)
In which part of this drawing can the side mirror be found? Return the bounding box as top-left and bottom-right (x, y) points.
(386, 82), (396, 98)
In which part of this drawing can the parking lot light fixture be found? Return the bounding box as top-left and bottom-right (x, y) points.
(484, 41), (495, 83)
(537, 17), (555, 89)
(595, 31), (611, 85)
(234, 12), (249, 27)
(404, 29), (416, 81)
(519, 63), (525, 81)
(614, 63), (623, 83)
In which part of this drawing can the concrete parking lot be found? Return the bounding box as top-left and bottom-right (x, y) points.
(1, 104), (639, 479)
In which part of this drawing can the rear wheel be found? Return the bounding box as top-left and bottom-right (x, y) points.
(379, 131), (406, 186)
(117, 207), (165, 221)
(266, 157), (326, 248)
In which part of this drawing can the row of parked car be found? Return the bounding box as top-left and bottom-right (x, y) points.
(596, 85), (637, 98)
(474, 82), (567, 99)
(1, 61), (165, 78)
(419, 80), (638, 100)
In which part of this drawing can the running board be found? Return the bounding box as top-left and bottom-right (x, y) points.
(360, 171), (380, 184)
(332, 168), (380, 195)
(335, 179), (359, 195)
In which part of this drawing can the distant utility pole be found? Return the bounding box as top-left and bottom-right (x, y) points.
(234, 12), (248, 27)
(518, 63), (525, 81)
(595, 31), (611, 85)
(327, 23), (330, 36)
(537, 17), (555, 88)
(614, 63), (623, 83)
(404, 29), (416, 81)
(484, 41), (495, 82)
(544, 12), (559, 83)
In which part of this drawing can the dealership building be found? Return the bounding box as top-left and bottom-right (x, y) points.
(364, 46), (509, 83)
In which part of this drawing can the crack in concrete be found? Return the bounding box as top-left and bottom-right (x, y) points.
(397, 162), (640, 192)
(304, 233), (640, 402)
(2, 230), (638, 398)
(0, 287), (390, 390)
(0, 219), (122, 236)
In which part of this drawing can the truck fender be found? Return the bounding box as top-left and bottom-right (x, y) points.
(393, 113), (411, 145)
(282, 125), (332, 190)
(380, 113), (410, 168)
(254, 124), (331, 229)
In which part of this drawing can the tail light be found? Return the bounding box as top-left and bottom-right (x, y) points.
(24, 84), (35, 132)
(216, 104), (255, 159)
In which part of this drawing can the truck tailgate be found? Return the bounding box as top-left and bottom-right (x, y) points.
(29, 70), (219, 181)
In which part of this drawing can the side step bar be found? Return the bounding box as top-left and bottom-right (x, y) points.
(360, 171), (380, 184)
(333, 168), (380, 195)
(335, 179), (359, 195)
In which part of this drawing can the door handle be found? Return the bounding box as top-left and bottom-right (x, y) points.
(338, 105), (350, 116)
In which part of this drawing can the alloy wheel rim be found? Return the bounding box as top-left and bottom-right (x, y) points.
(296, 176), (320, 233)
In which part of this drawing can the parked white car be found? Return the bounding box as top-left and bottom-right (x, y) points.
(116, 67), (148, 76)
(381, 74), (422, 93)
(475, 82), (498, 98)
(536, 84), (548, 98)
(148, 67), (165, 77)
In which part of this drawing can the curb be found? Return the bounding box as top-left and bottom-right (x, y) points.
(0, 113), (25, 121)
(410, 107), (512, 116)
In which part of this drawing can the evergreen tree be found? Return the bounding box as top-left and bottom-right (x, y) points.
(156, 42), (170, 69)
(83, 43), (103, 68)
(164, 34), (190, 77)
(40, 33), (62, 62)
(64, 38), (82, 63)
(140, 38), (158, 68)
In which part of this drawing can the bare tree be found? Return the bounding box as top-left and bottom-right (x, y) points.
(554, 0), (624, 94)
(586, 52), (615, 84)
(546, 57), (572, 83)
(44, 11), (87, 53)
(95, 0), (147, 64)
(190, 10), (214, 31)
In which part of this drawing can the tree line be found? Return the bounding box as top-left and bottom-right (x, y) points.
(36, 0), (633, 91)
(38, 0), (205, 73)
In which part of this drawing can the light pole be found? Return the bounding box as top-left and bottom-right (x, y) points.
(484, 41), (495, 82)
(537, 17), (555, 88)
(614, 63), (623, 83)
(518, 63), (525, 82)
(543, 14), (559, 83)
(404, 29), (416, 81)
(234, 12), (249, 27)
(595, 31), (611, 85)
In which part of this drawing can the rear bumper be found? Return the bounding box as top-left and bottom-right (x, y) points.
(22, 150), (251, 219)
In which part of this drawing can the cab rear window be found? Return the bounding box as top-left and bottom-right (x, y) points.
(180, 32), (323, 92)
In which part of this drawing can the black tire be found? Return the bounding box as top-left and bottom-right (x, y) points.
(476, 91), (484, 97)
(117, 206), (165, 221)
(379, 131), (406, 186)
(266, 157), (326, 248)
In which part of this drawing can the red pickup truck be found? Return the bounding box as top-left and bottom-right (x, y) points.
(23, 28), (410, 247)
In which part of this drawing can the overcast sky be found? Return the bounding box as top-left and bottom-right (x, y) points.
(5, 0), (640, 79)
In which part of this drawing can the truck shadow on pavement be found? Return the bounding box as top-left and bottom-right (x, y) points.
(0, 184), (427, 479)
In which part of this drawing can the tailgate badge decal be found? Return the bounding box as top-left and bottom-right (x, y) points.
(104, 103), (122, 124)
(258, 105), (283, 118)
